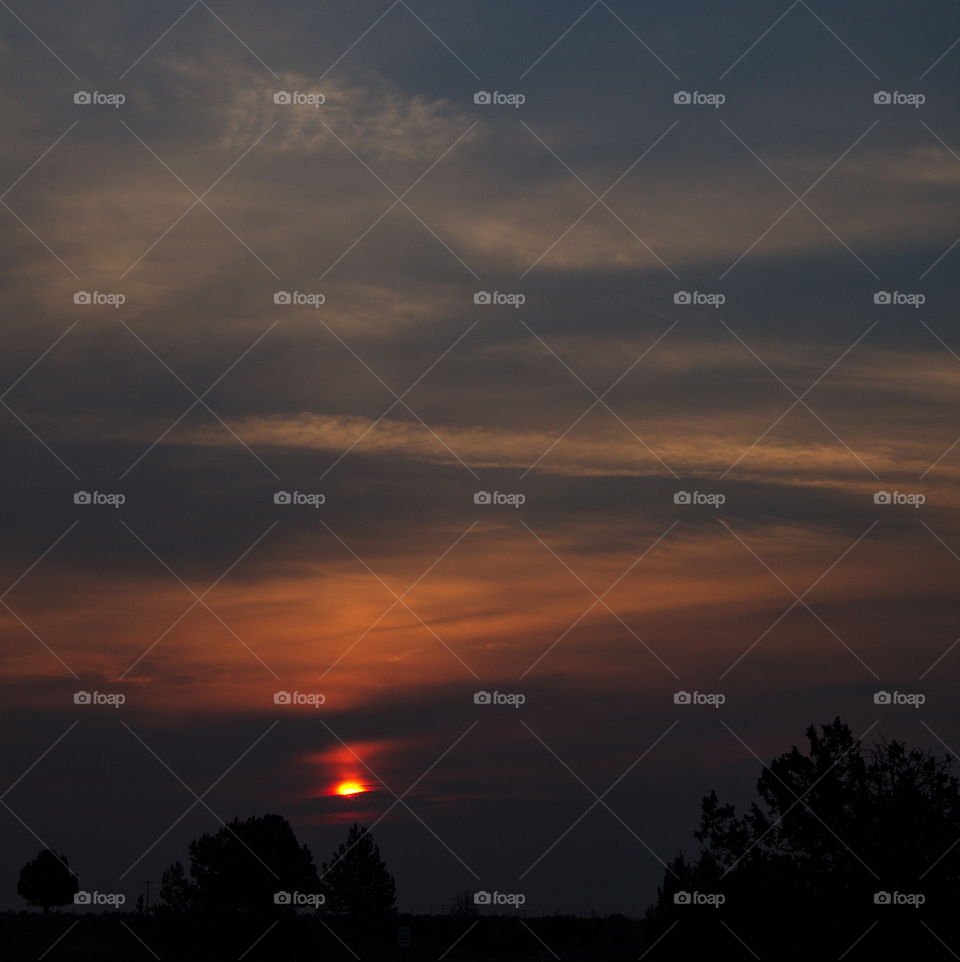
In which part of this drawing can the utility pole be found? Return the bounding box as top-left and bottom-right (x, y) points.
(141, 879), (154, 911)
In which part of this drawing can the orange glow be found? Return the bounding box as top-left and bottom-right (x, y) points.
(335, 780), (366, 796)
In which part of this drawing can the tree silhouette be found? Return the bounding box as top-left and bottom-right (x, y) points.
(321, 823), (396, 921)
(645, 718), (960, 959)
(160, 813), (319, 916)
(17, 849), (79, 913)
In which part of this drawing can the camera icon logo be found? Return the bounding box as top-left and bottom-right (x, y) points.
(874, 291), (891, 305)
(74, 91), (92, 105)
(274, 291), (292, 305)
(274, 891), (292, 904)
(874, 891), (891, 904)
(874, 91), (892, 105)
(874, 491), (891, 505)
(274, 491), (292, 505)
(74, 691), (91, 705)
(74, 891), (92, 904)
(474, 291), (491, 305)
(673, 691), (692, 705)
(674, 91), (691, 105)
(474, 91), (492, 105)
(274, 91), (292, 104)
(74, 491), (92, 505)
(874, 691), (891, 705)
(274, 691), (292, 704)
(74, 291), (91, 305)
(474, 690), (492, 705)
(674, 491), (691, 505)
(673, 891), (691, 904)
(473, 891), (491, 904)
(673, 291), (691, 305)
(474, 491), (492, 505)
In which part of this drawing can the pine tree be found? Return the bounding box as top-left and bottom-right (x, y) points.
(321, 823), (397, 920)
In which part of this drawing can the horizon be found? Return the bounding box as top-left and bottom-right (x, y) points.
(2, 0), (960, 938)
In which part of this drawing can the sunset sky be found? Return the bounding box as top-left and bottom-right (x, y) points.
(2, 0), (960, 915)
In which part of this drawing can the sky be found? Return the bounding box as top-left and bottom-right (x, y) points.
(1, 0), (960, 917)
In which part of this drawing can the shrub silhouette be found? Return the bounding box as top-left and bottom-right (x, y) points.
(17, 849), (79, 913)
(159, 813), (318, 916)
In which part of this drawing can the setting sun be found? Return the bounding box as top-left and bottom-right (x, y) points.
(334, 780), (367, 796)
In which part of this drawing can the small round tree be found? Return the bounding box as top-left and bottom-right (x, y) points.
(17, 849), (79, 913)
